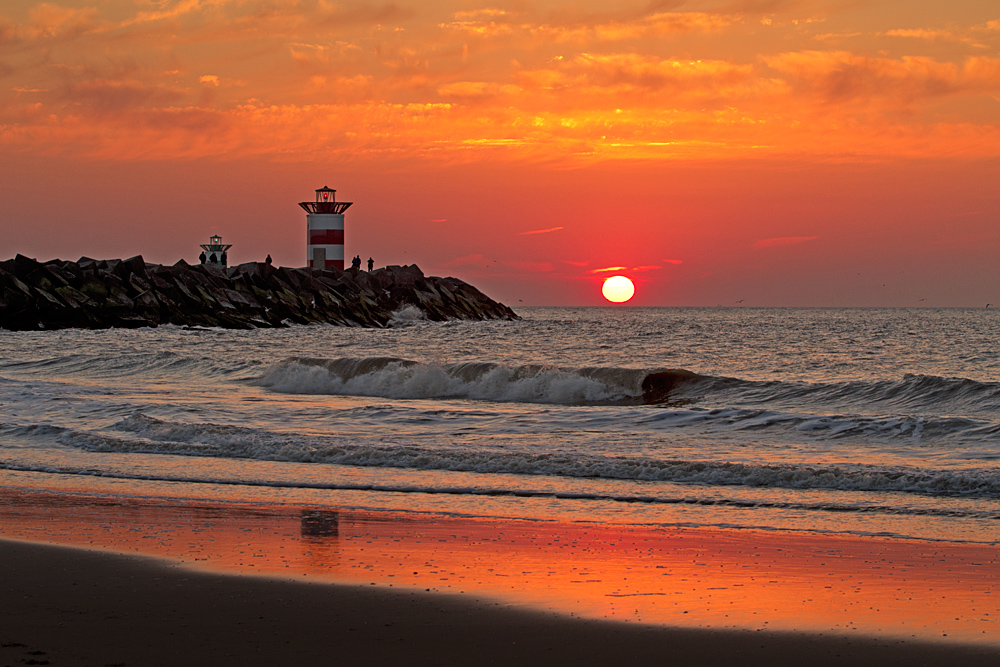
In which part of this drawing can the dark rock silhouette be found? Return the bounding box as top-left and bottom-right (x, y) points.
(0, 254), (519, 330)
(640, 369), (703, 404)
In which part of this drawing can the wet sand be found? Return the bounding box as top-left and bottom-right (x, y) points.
(1, 486), (999, 665)
(2, 538), (999, 667)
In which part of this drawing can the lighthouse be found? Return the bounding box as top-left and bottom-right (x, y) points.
(299, 186), (352, 270)
(199, 234), (232, 267)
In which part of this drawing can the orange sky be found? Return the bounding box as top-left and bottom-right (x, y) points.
(1, 0), (999, 306)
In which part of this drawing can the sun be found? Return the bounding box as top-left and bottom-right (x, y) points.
(602, 276), (635, 303)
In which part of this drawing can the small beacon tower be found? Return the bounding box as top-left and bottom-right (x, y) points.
(200, 234), (232, 266)
(299, 186), (353, 270)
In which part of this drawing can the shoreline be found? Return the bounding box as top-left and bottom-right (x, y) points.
(2, 537), (999, 667)
(1, 485), (999, 664)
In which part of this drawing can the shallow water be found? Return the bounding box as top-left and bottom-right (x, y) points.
(2, 307), (999, 543)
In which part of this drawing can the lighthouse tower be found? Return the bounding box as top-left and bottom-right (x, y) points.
(199, 234), (232, 267)
(299, 186), (353, 270)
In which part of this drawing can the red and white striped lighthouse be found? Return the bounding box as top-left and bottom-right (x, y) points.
(298, 186), (353, 270)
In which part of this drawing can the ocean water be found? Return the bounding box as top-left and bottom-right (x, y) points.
(2, 307), (999, 544)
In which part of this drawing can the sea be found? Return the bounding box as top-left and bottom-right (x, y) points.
(2, 307), (999, 545)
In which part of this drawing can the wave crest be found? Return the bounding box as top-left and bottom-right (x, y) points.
(254, 357), (702, 405)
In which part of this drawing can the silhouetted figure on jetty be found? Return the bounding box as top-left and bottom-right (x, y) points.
(367, 257), (374, 271)
(198, 251), (206, 265)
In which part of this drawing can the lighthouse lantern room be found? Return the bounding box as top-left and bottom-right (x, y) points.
(199, 234), (232, 267)
(299, 186), (353, 270)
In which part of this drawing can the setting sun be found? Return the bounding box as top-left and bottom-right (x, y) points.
(601, 276), (635, 303)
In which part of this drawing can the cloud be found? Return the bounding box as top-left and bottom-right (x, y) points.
(25, 3), (99, 40)
(439, 17), (515, 38)
(6, 87), (1000, 163)
(437, 81), (522, 98)
(589, 12), (733, 42)
(290, 41), (363, 67)
(573, 53), (754, 89)
(453, 9), (511, 20)
(55, 77), (188, 113)
(3, 2), (1000, 164)
(513, 53), (761, 107)
(588, 266), (627, 274)
(885, 28), (954, 41)
(813, 32), (863, 43)
(662, 259), (684, 264)
(519, 226), (564, 235)
(762, 52), (1000, 105)
(629, 265), (662, 272)
(440, 10), (732, 44)
(753, 236), (819, 248)
(884, 22), (1000, 48)
(6, 0), (410, 52)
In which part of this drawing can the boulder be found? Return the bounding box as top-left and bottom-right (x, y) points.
(0, 255), (518, 330)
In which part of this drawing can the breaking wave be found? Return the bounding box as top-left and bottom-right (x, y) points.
(253, 356), (701, 405)
(255, 356), (1000, 416)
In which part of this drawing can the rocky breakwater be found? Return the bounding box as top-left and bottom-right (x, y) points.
(0, 255), (519, 330)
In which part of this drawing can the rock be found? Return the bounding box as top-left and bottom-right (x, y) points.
(641, 370), (703, 404)
(0, 256), (519, 331)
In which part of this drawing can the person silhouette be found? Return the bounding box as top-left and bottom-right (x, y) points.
(265, 254), (272, 266)
(367, 257), (374, 271)
(352, 255), (361, 270)
(199, 251), (206, 264)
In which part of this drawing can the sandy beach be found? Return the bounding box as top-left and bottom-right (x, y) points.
(2, 538), (999, 667)
(1, 486), (998, 666)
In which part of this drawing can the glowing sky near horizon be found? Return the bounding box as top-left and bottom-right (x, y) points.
(1, 0), (999, 306)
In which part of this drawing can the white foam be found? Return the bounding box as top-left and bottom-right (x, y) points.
(21, 413), (994, 499)
(256, 358), (642, 404)
(388, 305), (427, 326)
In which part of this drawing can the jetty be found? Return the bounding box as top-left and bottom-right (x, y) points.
(0, 255), (518, 330)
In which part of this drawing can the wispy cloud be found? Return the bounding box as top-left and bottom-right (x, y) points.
(662, 259), (684, 264)
(883, 21), (1000, 48)
(516, 54), (758, 105)
(762, 52), (1000, 105)
(519, 226), (564, 235)
(3, 2), (1000, 163)
(437, 82), (523, 98)
(439, 10), (732, 44)
(588, 266), (627, 274)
